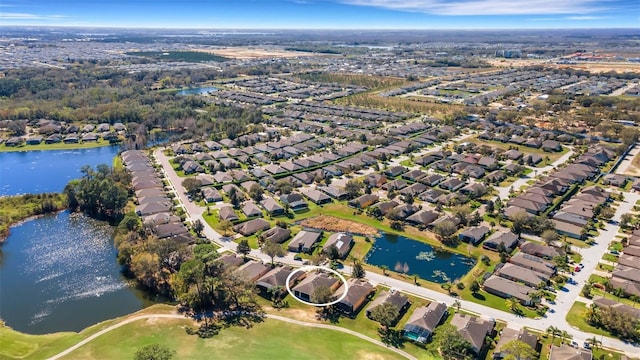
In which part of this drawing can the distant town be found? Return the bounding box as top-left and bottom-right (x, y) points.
(1, 27), (639, 360)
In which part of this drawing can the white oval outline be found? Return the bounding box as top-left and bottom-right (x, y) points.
(285, 265), (349, 307)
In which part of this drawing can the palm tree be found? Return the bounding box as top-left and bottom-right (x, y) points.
(585, 304), (600, 324)
(546, 326), (560, 342)
(560, 330), (572, 344)
(506, 298), (520, 313)
(453, 300), (461, 313)
(381, 265), (389, 276)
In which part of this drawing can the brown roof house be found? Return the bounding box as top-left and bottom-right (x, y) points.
(292, 272), (341, 303)
(323, 233), (354, 259)
(483, 275), (534, 305)
(493, 328), (539, 360)
(365, 290), (410, 326)
(288, 230), (322, 253)
(402, 302), (448, 344)
(256, 265), (304, 293)
(450, 314), (495, 355)
(336, 279), (375, 316)
(234, 261), (271, 282)
(233, 218), (270, 236)
(549, 344), (592, 360)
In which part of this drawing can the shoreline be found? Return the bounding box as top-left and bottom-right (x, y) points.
(0, 209), (67, 244)
(0, 141), (115, 153)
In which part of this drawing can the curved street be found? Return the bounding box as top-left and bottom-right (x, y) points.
(153, 148), (640, 357)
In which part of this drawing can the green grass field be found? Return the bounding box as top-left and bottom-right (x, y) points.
(57, 317), (407, 360)
(565, 301), (616, 338)
(0, 140), (113, 152)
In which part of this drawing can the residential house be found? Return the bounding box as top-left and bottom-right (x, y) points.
(256, 266), (304, 293)
(348, 194), (379, 209)
(402, 302), (447, 344)
(233, 218), (270, 236)
(420, 173), (445, 187)
(549, 344), (592, 360)
(406, 209), (440, 227)
(519, 241), (563, 260)
(365, 290), (410, 326)
(280, 193), (308, 211)
(439, 178), (465, 192)
(483, 231), (519, 252)
(493, 328), (539, 360)
(261, 198), (285, 216)
(509, 253), (556, 277)
(292, 272), (341, 303)
(219, 206), (239, 222)
(542, 140), (562, 152)
(484, 275), (534, 305)
(235, 261), (271, 282)
(202, 188), (223, 203)
(318, 186), (348, 200)
(553, 220), (585, 240)
(242, 201), (263, 218)
(450, 314), (495, 355)
(336, 279), (375, 316)
(458, 226), (490, 245)
(496, 263), (550, 288)
(259, 226), (291, 244)
(301, 188), (332, 204)
(288, 231), (322, 253)
(323, 233), (354, 259)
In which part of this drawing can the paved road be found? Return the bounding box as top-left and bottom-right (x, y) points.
(153, 147), (640, 357)
(47, 313), (415, 360)
(495, 148), (575, 200)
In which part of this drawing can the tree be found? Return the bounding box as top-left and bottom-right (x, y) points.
(325, 244), (340, 261)
(352, 260), (366, 279)
(381, 265), (389, 276)
(560, 330), (572, 344)
(510, 210), (530, 238)
(369, 303), (400, 331)
(453, 300), (461, 313)
(261, 241), (285, 266)
(345, 179), (364, 200)
(620, 213), (634, 228)
(470, 280), (480, 294)
(134, 343), (176, 360)
(540, 229), (559, 245)
(218, 219), (233, 236)
(546, 326), (561, 342)
(311, 284), (333, 304)
(193, 219), (204, 237)
(501, 339), (538, 360)
(506, 298), (520, 313)
(428, 323), (472, 360)
(182, 177), (201, 198)
(236, 239), (251, 259)
(433, 220), (458, 245)
(248, 183), (264, 203)
(451, 205), (472, 226)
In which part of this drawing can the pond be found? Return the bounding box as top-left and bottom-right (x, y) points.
(364, 232), (475, 283)
(0, 210), (154, 334)
(0, 146), (120, 196)
(177, 86), (218, 95)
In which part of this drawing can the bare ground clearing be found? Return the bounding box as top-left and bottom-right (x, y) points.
(300, 215), (379, 236)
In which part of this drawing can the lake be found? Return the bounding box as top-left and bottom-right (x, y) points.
(0, 146), (120, 196)
(0, 210), (153, 334)
(177, 86), (218, 95)
(365, 232), (475, 283)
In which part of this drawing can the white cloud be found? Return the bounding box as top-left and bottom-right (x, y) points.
(565, 15), (604, 20)
(341, 0), (609, 15)
(0, 12), (68, 20)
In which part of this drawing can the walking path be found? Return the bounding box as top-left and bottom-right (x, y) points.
(153, 147), (640, 357)
(47, 313), (416, 360)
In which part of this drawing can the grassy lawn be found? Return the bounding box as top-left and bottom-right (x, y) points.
(58, 316), (406, 360)
(0, 305), (177, 360)
(602, 253), (619, 263)
(350, 235), (374, 261)
(565, 301), (616, 338)
(0, 140), (113, 152)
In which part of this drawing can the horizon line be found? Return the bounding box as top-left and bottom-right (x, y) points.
(2, 25), (640, 31)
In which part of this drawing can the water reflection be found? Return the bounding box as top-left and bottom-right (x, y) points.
(0, 210), (153, 334)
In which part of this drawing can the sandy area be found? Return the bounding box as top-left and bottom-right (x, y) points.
(488, 58), (640, 73)
(193, 47), (321, 59)
(300, 215), (379, 236)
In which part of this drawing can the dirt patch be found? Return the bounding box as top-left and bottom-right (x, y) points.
(193, 47), (322, 59)
(300, 215), (379, 236)
(354, 350), (395, 360)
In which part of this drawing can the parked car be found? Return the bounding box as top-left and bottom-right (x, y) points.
(574, 266), (581, 272)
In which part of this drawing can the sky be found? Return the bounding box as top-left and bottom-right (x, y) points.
(0, 0), (638, 29)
